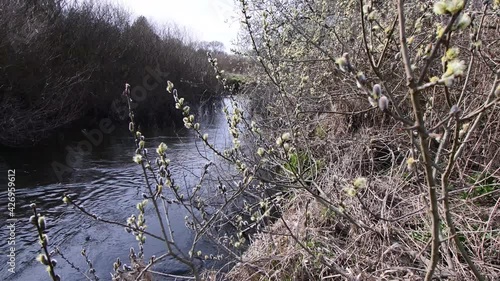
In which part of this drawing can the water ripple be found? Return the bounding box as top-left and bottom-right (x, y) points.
(0, 99), (231, 280)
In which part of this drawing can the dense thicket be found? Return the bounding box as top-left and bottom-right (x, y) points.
(220, 0), (500, 280)
(0, 0), (243, 147)
(15, 0), (500, 280)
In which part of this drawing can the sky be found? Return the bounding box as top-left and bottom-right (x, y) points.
(112, 0), (241, 50)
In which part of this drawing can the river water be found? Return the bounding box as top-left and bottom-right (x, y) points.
(0, 98), (233, 280)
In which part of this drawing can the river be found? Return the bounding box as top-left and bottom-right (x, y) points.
(0, 98), (233, 280)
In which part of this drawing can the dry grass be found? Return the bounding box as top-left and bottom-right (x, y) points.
(221, 2), (500, 278)
(225, 124), (499, 280)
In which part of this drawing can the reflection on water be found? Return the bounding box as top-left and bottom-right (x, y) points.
(0, 98), (233, 280)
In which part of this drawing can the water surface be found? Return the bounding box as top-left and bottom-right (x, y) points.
(0, 98), (232, 280)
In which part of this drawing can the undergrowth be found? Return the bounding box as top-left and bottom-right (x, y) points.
(27, 0), (500, 280)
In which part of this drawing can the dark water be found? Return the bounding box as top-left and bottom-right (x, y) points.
(0, 98), (233, 280)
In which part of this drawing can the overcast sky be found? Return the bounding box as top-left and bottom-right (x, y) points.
(111, 0), (240, 50)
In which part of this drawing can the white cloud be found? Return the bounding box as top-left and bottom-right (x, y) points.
(112, 0), (240, 50)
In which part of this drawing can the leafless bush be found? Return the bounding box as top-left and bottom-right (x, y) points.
(25, 0), (500, 280)
(226, 0), (500, 280)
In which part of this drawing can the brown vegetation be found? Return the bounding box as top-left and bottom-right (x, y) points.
(26, 0), (500, 280)
(0, 0), (232, 147)
(224, 0), (500, 280)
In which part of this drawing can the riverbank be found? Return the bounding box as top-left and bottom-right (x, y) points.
(3, 0), (500, 280)
(212, 0), (500, 279)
